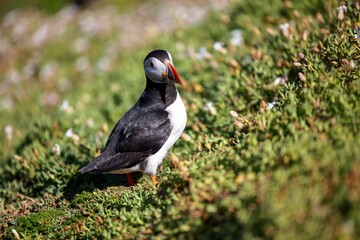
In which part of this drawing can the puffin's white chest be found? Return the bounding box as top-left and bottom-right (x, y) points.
(144, 91), (187, 175)
(164, 91), (187, 148)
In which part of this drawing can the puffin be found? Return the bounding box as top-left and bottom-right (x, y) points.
(79, 49), (187, 186)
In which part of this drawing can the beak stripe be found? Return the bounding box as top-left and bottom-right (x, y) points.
(168, 63), (183, 86)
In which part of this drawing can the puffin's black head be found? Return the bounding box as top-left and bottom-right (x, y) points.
(143, 49), (183, 86)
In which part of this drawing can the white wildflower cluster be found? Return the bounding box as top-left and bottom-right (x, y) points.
(195, 28), (243, 60)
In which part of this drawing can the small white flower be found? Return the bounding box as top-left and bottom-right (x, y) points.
(337, 5), (347, 12)
(279, 22), (290, 30)
(213, 41), (225, 52)
(65, 128), (79, 144)
(230, 29), (243, 46)
(204, 101), (217, 115)
(4, 125), (13, 140)
(204, 101), (213, 110)
(59, 99), (74, 114)
(279, 22), (290, 37)
(196, 47), (211, 60)
(59, 100), (69, 111)
(273, 76), (286, 86)
(266, 100), (278, 110)
(65, 128), (74, 138)
(337, 5), (347, 20)
(350, 59), (356, 68)
(354, 27), (360, 39)
(52, 144), (61, 156)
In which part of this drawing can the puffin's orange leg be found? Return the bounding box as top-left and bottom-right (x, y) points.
(127, 173), (136, 186)
(150, 175), (157, 186)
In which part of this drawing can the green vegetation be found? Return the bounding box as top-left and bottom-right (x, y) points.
(0, 0), (143, 17)
(1, 0), (360, 239)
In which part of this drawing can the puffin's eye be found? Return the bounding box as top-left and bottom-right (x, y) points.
(150, 61), (155, 68)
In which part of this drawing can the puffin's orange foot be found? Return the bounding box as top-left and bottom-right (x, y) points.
(127, 173), (136, 186)
(150, 175), (157, 187)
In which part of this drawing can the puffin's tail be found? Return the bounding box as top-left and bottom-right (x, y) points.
(78, 164), (95, 174)
(78, 153), (109, 174)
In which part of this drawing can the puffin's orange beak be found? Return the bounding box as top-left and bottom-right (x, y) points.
(166, 62), (183, 86)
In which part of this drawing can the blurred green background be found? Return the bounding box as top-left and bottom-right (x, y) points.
(0, 0), (71, 15)
(0, 0), (144, 16)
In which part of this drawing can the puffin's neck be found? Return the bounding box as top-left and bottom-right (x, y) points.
(145, 77), (177, 106)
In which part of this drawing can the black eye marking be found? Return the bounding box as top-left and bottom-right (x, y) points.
(150, 61), (155, 68)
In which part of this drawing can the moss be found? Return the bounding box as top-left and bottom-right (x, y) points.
(8, 209), (67, 238)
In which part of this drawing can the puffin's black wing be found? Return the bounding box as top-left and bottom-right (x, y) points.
(79, 107), (171, 173)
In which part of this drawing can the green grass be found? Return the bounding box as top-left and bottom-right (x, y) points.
(1, 0), (360, 239)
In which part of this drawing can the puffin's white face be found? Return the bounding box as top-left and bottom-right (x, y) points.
(143, 50), (183, 85)
(144, 57), (169, 84)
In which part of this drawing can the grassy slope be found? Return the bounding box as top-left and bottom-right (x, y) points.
(1, 0), (360, 239)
